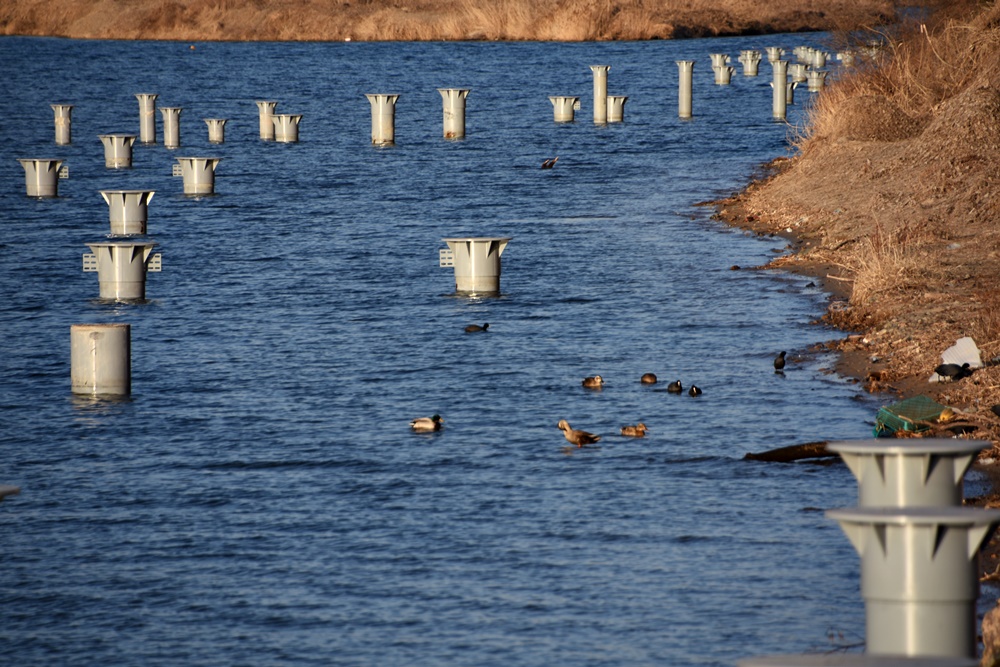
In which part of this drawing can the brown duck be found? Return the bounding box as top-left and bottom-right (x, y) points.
(558, 420), (601, 447)
(582, 375), (605, 388)
(620, 423), (648, 437)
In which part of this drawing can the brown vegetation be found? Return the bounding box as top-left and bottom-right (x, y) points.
(0, 0), (894, 42)
(717, 0), (1000, 458)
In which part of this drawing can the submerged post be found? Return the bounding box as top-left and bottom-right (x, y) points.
(83, 242), (161, 301)
(71, 323), (131, 397)
(136, 93), (157, 144)
(175, 157), (222, 195)
(256, 100), (278, 140)
(160, 107), (182, 148)
(590, 65), (610, 124)
(738, 50), (761, 76)
(771, 60), (788, 120)
(766, 46), (785, 64)
(100, 190), (155, 236)
(606, 95), (628, 122)
(272, 114), (302, 143)
(99, 134), (137, 169)
(713, 65), (735, 85)
(205, 118), (227, 143)
(366, 94), (400, 146)
(18, 158), (64, 198)
(788, 62), (809, 84)
(676, 60), (694, 119)
(807, 70), (828, 92)
(52, 104), (73, 145)
(549, 96), (580, 123)
(439, 88), (470, 139)
(439, 237), (512, 295)
(709, 53), (730, 68)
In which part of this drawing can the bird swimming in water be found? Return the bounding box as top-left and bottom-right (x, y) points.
(774, 351), (787, 371)
(465, 323), (489, 333)
(541, 157), (559, 169)
(666, 380), (682, 393)
(620, 423), (648, 437)
(582, 375), (604, 389)
(935, 362), (972, 381)
(640, 373), (658, 384)
(410, 414), (443, 432)
(688, 385), (702, 397)
(558, 420), (601, 446)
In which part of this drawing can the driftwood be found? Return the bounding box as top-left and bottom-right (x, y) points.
(744, 441), (835, 463)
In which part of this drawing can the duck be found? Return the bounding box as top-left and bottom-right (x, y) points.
(620, 422), (648, 437)
(558, 419), (601, 446)
(688, 385), (702, 397)
(582, 375), (604, 388)
(541, 156), (559, 169)
(410, 414), (443, 432)
(640, 373), (658, 384)
(666, 380), (682, 393)
(935, 362), (972, 381)
(774, 351), (787, 371)
(465, 323), (489, 333)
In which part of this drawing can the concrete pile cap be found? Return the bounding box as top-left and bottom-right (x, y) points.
(827, 438), (988, 456)
(739, 656), (978, 666)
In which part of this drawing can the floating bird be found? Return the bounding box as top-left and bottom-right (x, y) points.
(934, 362), (972, 381)
(541, 156), (559, 169)
(582, 375), (605, 389)
(666, 380), (682, 393)
(558, 420), (601, 446)
(774, 351), (787, 371)
(640, 373), (658, 384)
(465, 323), (489, 333)
(410, 414), (444, 432)
(620, 423), (648, 437)
(688, 385), (702, 397)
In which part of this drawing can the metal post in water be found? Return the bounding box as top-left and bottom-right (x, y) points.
(71, 323), (131, 396)
(52, 104), (73, 145)
(98, 134), (137, 169)
(272, 114), (302, 143)
(438, 88), (470, 139)
(439, 237), (512, 295)
(606, 95), (628, 122)
(136, 93), (157, 144)
(205, 118), (227, 143)
(160, 107), (182, 149)
(590, 65), (610, 124)
(366, 94), (400, 146)
(18, 158), (64, 198)
(175, 157), (222, 195)
(676, 60), (694, 119)
(83, 242), (161, 301)
(738, 50), (761, 76)
(771, 60), (788, 120)
(256, 101), (277, 140)
(549, 96), (580, 122)
(100, 190), (155, 236)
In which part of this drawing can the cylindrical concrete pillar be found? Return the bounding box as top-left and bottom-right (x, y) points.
(160, 107), (182, 148)
(438, 88), (470, 139)
(71, 323), (131, 396)
(807, 70), (828, 92)
(766, 46), (785, 64)
(812, 50), (828, 69)
(676, 60), (694, 119)
(771, 60), (788, 120)
(205, 118), (227, 143)
(366, 94), (399, 146)
(789, 63), (809, 83)
(52, 104), (73, 145)
(549, 96), (580, 122)
(439, 237), (512, 295)
(100, 190), (155, 236)
(272, 114), (302, 143)
(176, 157), (221, 195)
(709, 53), (729, 68)
(738, 655), (978, 666)
(827, 507), (1000, 659)
(713, 65), (735, 85)
(590, 65), (610, 124)
(785, 81), (798, 106)
(98, 134), (137, 169)
(827, 439), (986, 508)
(18, 158), (64, 198)
(606, 95), (628, 122)
(83, 242), (161, 301)
(256, 101), (277, 140)
(738, 50), (761, 76)
(136, 93), (157, 144)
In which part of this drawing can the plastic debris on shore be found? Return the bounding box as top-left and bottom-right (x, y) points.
(929, 336), (983, 382)
(874, 394), (951, 437)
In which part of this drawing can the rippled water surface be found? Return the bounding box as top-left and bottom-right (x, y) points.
(1, 35), (883, 665)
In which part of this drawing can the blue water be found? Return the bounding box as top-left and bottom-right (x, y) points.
(1, 35), (881, 666)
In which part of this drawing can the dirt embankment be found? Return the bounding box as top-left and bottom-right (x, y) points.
(0, 0), (894, 42)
